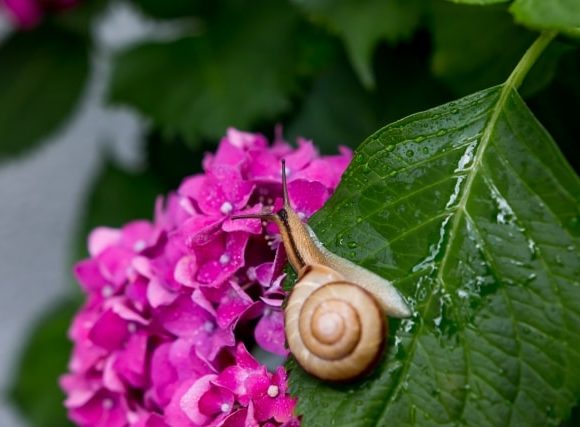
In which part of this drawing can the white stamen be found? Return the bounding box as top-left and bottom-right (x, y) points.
(101, 286), (114, 298)
(133, 240), (146, 252)
(267, 385), (279, 398)
(220, 403), (231, 413)
(219, 254), (231, 265)
(220, 201), (233, 214)
(102, 398), (114, 409)
(127, 412), (139, 424)
(203, 321), (215, 332)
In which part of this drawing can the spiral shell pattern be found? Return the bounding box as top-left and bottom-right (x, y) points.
(285, 264), (387, 381)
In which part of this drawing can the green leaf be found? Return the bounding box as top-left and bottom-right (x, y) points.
(109, 0), (334, 146)
(291, 0), (423, 88)
(73, 156), (165, 260)
(290, 34), (580, 426)
(430, 2), (536, 95)
(510, 0), (580, 31)
(8, 298), (80, 427)
(0, 27), (89, 159)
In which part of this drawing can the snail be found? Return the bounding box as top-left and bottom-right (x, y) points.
(233, 160), (411, 381)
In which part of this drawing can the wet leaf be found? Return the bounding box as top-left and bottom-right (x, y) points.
(0, 27), (88, 159)
(290, 51), (580, 427)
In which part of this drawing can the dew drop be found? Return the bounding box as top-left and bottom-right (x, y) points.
(203, 321), (215, 332)
(102, 398), (114, 410)
(406, 149), (414, 158)
(525, 273), (537, 283)
(133, 240), (146, 252)
(457, 289), (469, 299)
(101, 285), (114, 298)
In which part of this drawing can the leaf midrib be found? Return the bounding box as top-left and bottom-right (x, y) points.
(372, 50), (539, 425)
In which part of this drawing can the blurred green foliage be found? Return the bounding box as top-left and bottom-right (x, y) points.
(109, 0), (336, 145)
(0, 27), (88, 160)
(1, 0), (579, 426)
(72, 156), (166, 260)
(291, 0), (424, 87)
(8, 298), (79, 427)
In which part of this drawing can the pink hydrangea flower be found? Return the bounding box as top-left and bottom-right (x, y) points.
(62, 128), (352, 426)
(1, 0), (78, 28)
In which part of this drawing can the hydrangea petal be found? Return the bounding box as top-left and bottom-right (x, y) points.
(215, 282), (255, 329)
(74, 259), (107, 294)
(88, 309), (129, 351)
(88, 227), (121, 257)
(255, 309), (287, 356)
(287, 180), (330, 219)
(63, 128), (352, 427)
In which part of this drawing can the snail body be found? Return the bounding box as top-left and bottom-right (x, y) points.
(234, 160), (410, 381)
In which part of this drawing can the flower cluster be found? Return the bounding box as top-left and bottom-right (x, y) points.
(61, 128), (352, 427)
(1, 0), (77, 28)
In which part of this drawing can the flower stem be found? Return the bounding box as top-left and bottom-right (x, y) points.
(506, 30), (558, 90)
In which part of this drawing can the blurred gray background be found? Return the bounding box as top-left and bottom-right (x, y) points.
(0, 4), (181, 425)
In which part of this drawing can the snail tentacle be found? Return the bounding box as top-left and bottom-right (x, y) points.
(233, 159), (411, 381)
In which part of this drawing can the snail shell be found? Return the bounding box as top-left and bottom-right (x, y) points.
(233, 160), (409, 381)
(285, 264), (387, 381)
